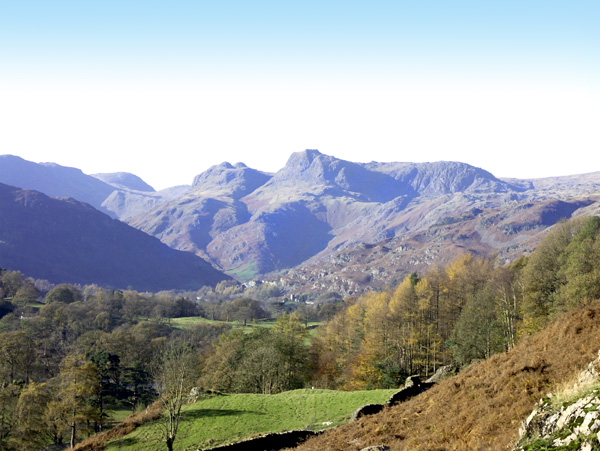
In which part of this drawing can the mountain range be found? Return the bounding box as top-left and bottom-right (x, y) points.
(1, 151), (599, 294)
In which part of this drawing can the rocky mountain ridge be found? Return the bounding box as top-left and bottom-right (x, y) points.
(127, 150), (537, 279)
(2, 151), (600, 295)
(125, 150), (600, 290)
(0, 154), (188, 220)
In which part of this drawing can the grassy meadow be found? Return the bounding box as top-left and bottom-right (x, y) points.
(104, 388), (397, 451)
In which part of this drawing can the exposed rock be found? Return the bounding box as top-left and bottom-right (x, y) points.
(425, 364), (458, 383)
(515, 349), (600, 450)
(360, 446), (390, 451)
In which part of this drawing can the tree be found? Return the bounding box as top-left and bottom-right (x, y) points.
(56, 352), (101, 448)
(522, 220), (573, 326)
(0, 271), (23, 299)
(0, 382), (19, 450)
(12, 281), (39, 308)
(14, 381), (54, 449)
(273, 313), (309, 390)
(447, 285), (504, 365)
(228, 298), (267, 326)
(153, 339), (198, 451)
(90, 351), (122, 431)
(45, 284), (82, 304)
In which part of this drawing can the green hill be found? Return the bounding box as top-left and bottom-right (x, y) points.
(102, 388), (396, 451)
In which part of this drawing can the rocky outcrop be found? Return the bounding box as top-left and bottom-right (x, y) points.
(425, 364), (458, 383)
(359, 446), (390, 451)
(514, 349), (600, 450)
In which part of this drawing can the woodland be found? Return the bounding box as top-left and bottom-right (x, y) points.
(1, 215), (600, 450)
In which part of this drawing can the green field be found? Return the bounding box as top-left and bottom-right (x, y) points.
(105, 388), (396, 450)
(170, 316), (321, 334)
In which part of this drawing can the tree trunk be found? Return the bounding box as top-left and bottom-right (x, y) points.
(70, 422), (76, 449)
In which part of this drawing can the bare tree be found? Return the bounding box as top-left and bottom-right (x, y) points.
(153, 339), (197, 451)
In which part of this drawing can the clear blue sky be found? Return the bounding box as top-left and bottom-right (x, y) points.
(1, 0), (598, 189)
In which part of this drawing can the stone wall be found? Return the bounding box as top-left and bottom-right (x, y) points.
(201, 430), (322, 451)
(351, 375), (436, 422)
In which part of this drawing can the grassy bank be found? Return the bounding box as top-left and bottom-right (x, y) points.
(104, 388), (397, 451)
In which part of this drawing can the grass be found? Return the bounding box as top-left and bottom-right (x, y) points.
(170, 316), (321, 335)
(226, 262), (259, 281)
(103, 388), (397, 451)
(169, 316), (219, 330)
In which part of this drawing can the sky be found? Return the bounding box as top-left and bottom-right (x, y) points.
(0, 1), (598, 190)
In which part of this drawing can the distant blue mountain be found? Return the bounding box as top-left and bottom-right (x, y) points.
(0, 155), (116, 216)
(0, 182), (230, 291)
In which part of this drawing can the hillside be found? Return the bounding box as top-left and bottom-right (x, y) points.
(98, 389), (397, 451)
(0, 154), (117, 216)
(286, 303), (600, 451)
(0, 183), (230, 291)
(274, 196), (600, 296)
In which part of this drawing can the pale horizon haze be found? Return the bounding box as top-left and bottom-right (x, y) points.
(1, 1), (598, 190)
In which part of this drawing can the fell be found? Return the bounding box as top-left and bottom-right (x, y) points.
(289, 303), (600, 451)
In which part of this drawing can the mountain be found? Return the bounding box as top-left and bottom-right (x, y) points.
(0, 183), (230, 291)
(99, 184), (190, 221)
(92, 171), (155, 192)
(0, 155), (117, 216)
(4, 151), (599, 294)
(126, 162), (273, 267)
(0, 155), (188, 220)
(128, 149), (599, 285)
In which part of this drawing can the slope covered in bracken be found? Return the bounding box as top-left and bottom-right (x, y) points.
(288, 303), (600, 451)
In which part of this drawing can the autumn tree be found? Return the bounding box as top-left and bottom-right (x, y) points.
(14, 381), (54, 449)
(273, 312), (309, 390)
(0, 382), (19, 450)
(55, 352), (101, 448)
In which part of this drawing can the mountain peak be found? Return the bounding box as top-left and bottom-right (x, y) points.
(191, 162), (271, 199)
(284, 149), (325, 170)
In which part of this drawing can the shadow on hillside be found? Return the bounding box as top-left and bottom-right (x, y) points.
(184, 409), (264, 420)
